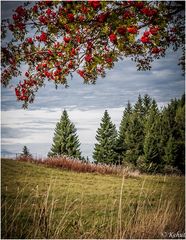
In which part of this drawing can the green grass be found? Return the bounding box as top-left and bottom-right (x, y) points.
(1, 159), (185, 239)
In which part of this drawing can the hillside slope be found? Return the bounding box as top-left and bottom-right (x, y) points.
(1, 159), (185, 239)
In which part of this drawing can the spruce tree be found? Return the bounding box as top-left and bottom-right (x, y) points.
(124, 112), (144, 165)
(142, 100), (161, 172)
(160, 95), (185, 173)
(134, 94), (144, 117)
(48, 110), (81, 159)
(123, 95), (145, 165)
(116, 101), (132, 164)
(21, 146), (32, 158)
(143, 94), (153, 116)
(93, 110), (118, 164)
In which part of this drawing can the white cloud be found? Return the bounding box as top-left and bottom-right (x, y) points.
(1, 107), (124, 158)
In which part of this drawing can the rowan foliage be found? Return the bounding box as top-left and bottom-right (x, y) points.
(1, 1), (185, 107)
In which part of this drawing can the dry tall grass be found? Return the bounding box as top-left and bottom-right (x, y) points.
(2, 176), (184, 239)
(16, 155), (140, 177)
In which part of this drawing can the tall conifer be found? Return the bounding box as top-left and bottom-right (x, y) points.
(117, 101), (132, 164)
(48, 110), (81, 159)
(93, 110), (118, 164)
(142, 100), (161, 172)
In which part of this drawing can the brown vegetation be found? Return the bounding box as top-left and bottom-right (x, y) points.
(16, 155), (140, 177)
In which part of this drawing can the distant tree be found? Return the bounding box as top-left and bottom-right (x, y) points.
(21, 145), (32, 158)
(48, 110), (81, 159)
(93, 110), (118, 164)
(116, 101), (132, 164)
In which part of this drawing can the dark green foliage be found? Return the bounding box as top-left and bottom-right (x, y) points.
(93, 110), (118, 164)
(142, 100), (162, 172)
(162, 97), (185, 173)
(92, 94), (184, 173)
(134, 94), (144, 117)
(116, 101), (132, 164)
(124, 112), (144, 166)
(116, 94), (185, 174)
(21, 146), (32, 158)
(143, 94), (153, 116)
(48, 110), (81, 159)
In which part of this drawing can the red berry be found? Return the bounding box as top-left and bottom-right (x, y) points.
(85, 54), (92, 62)
(77, 69), (85, 77)
(67, 13), (74, 22)
(68, 61), (74, 68)
(141, 36), (150, 43)
(44, 71), (51, 78)
(79, 15), (85, 22)
(141, 8), (157, 17)
(15, 88), (20, 96)
(48, 49), (53, 55)
(39, 15), (47, 24)
(123, 10), (133, 19)
(127, 27), (138, 34)
(150, 27), (159, 35)
(89, 1), (101, 10)
(15, 6), (26, 17)
(13, 14), (20, 21)
(106, 58), (113, 63)
(40, 32), (47, 42)
(109, 33), (117, 43)
(144, 31), (150, 37)
(58, 52), (63, 57)
(97, 13), (108, 22)
(25, 72), (29, 77)
(135, 2), (144, 8)
(71, 48), (76, 55)
(64, 36), (71, 43)
(46, 8), (52, 15)
(33, 5), (38, 12)
(27, 37), (33, 44)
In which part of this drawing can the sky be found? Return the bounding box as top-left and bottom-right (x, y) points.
(1, 1), (185, 160)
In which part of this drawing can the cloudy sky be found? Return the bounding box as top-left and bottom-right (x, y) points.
(1, 1), (185, 160)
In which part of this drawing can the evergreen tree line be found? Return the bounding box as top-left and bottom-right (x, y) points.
(48, 94), (185, 174)
(93, 94), (185, 174)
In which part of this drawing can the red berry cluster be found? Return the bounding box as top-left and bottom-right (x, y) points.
(141, 27), (159, 44)
(9, 5), (27, 31)
(2, 0), (183, 105)
(88, 1), (101, 10)
(15, 79), (37, 101)
(140, 7), (158, 17)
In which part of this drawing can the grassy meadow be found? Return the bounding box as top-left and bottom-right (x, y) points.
(1, 158), (185, 239)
